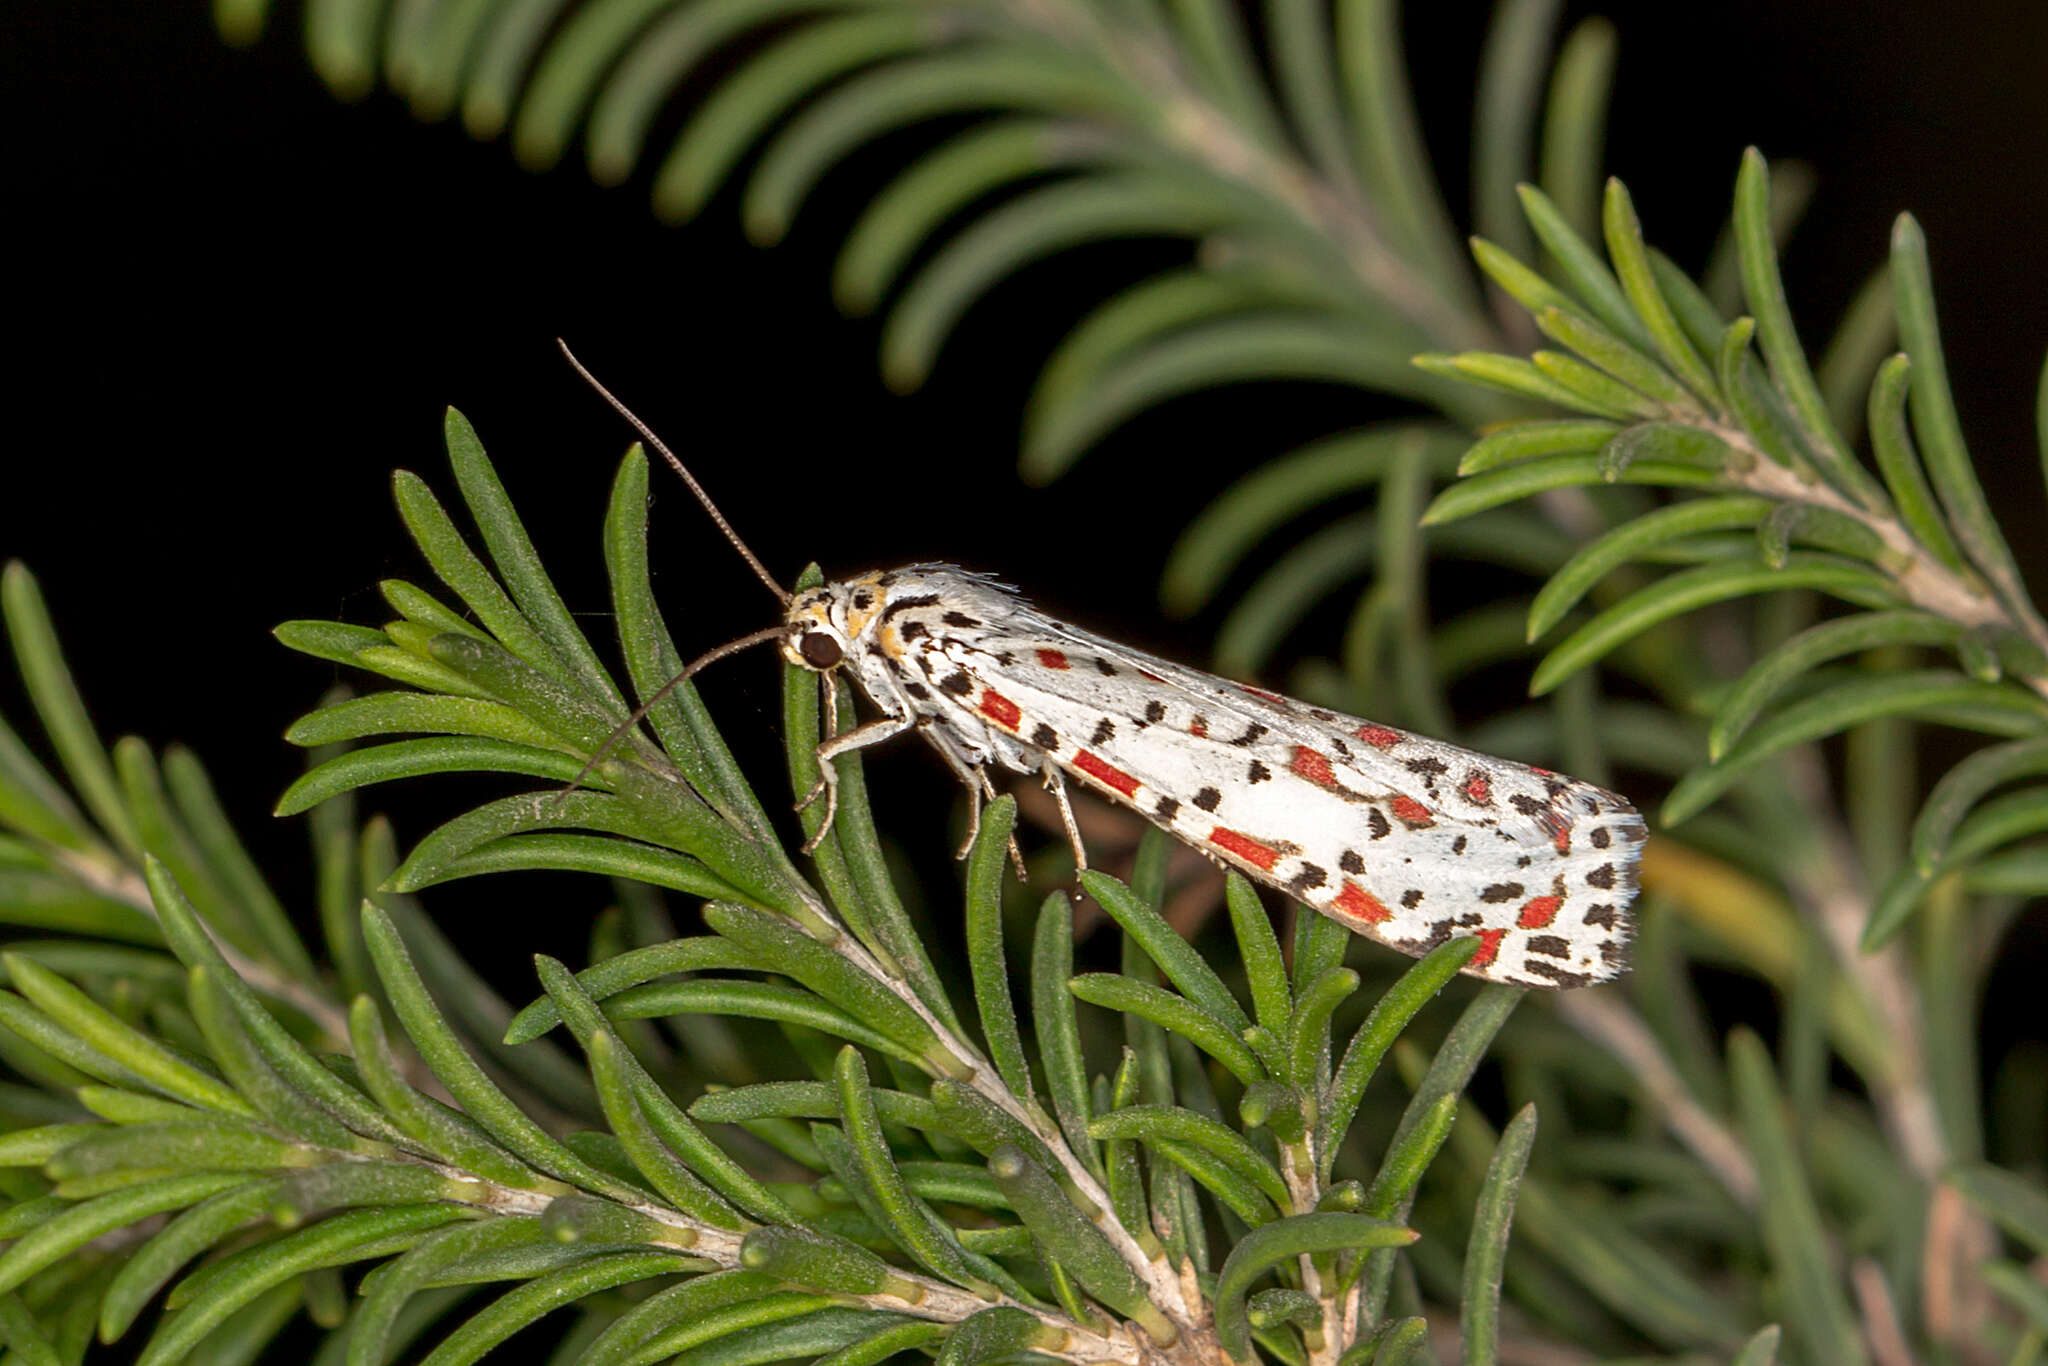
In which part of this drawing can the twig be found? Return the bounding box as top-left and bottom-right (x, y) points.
(1551, 989), (1760, 1206)
(1852, 1257), (1919, 1366)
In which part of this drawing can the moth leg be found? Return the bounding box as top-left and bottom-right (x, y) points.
(1042, 761), (1088, 874)
(798, 713), (912, 853)
(956, 781), (983, 860)
(981, 768), (1029, 879)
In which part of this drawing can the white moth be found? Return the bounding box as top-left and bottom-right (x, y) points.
(567, 348), (1643, 989)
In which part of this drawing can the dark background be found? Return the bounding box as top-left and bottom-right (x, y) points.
(7, 3), (2047, 1068)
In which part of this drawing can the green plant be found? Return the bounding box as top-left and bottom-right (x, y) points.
(0, 0), (2042, 1363)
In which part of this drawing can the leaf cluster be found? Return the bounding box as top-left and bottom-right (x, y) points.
(0, 423), (1559, 1365)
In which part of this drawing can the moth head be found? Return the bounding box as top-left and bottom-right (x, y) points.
(781, 587), (850, 673)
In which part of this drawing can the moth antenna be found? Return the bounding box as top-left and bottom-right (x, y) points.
(559, 624), (797, 801)
(558, 339), (791, 606)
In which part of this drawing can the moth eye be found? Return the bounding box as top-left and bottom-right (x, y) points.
(798, 632), (844, 669)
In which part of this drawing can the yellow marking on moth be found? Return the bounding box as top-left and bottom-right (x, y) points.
(840, 571), (887, 640)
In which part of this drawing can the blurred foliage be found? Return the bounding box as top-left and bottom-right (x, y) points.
(0, 0), (2042, 1362)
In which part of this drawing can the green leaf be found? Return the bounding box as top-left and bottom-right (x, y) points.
(1528, 496), (1773, 641)
(986, 1144), (1169, 1336)
(1225, 876), (1291, 1040)
(1708, 611), (1963, 760)
(933, 1305), (1057, 1366)
(277, 739), (586, 816)
(1516, 182), (1653, 349)
(546, 984), (738, 1225)
(284, 692), (569, 750)
(1601, 178), (1718, 402)
(1213, 1213), (1418, 1360)
(1668, 670), (2048, 826)
(1531, 554), (1900, 696)
(414, 1250), (707, 1366)
(839, 120), (1081, 316)
(1455, 419), (1618, 476)
(1733, 150), (1887, 510)
(1732, 1326), (1783, 1366)
(1320, 935), (1482, 1177)
(1908, 737), (2048, 874)
(361, 904), (627, 1196)
(1729, 1030), (1867, 1366)
(347, 1217), (552, 1366)
(1, 563), (143, 858)
(1163, 427), (1462, 614)
(0, 1170), (248, 1295)
(831, 1048), (994, 1295)
(1078, 870), (1250, 1035)
(1893, 214), (2040, 629)
(1030, 892), (1096, 1174)
(961, 796), (1029, 1099)
(1536, 18), (1615, 240)
(1068, 973), (1264, 1083)
(703, 903), (949, 1070)
(1086, 1107), (1288, 1207)
(1423, 450), (1725, 525)
(505, 938), (768, 1044)
(1, 954), (249, 1116)
(1029, 313), (1436, 476)
(1459, 1105), (1536, 1366)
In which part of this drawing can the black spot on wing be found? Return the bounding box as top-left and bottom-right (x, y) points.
(1582, 903), (1618, 929)
(1231, 722), (1269, 748)
(1140, 701), (1166, 726)
(1093, 657), (1118, 677)
(1367, 809), (1391, 840)
(1523, 961), (1591, 988)
(1154, 796), (1181, 821)
(900, 621), (928, 642)
(1193, 787), (1222, 813)
(1340, 850), (1365, 874)
(1091, 719), (1116, 747)
(1585, 864), (1617, 889)
(1247, 760), (1271, 783)
(942, 611), (980, 628)
(1405, 758), (1447, 779)
(1031, 724), (1058, 749)
(1288, 864), (1327, 893)
(1526, 935), (1570, 958)
(939, 673), (972, 697)
(880, 594), (940, 621)
(1401, 889), (1423, 908)
(903, 681), (930, 701)
(1451, 835), (1467, 855)
(1479, 883), (1524, 903)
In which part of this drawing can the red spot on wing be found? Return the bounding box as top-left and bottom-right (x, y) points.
(1355, 724), (1402, 749)
(1331, 880), (1391, 924)
(1470, 928), (1508, 969)
(1290, 745), (1337, 788)
(1072, 750), (1141, 798)
(1553, 827), (1571, 855)
(1035, 648), (1070, 670)
(1388, 795), (1433, 827)
(1208, 827), (1280, 871)
(1462, 772), (1492, 805)
(1517, 896), (1562, 929)
(1240, 684), (1282, 702)
(1189, 717), (1208, 738)
(978, 690), (1021, 729)
(1137, 668), (1165, 683)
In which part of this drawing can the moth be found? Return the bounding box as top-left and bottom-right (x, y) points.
(566, 347), (1643, 988)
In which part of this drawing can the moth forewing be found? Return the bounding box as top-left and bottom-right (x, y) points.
(790, 565), (1643, 990)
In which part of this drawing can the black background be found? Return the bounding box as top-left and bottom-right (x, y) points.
(8, 4), (2047, 1086)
